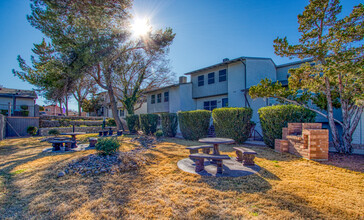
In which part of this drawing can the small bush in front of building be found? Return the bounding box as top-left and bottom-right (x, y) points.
(155, 130), (164, 139)
(178, 110), (211, 140)
(95, 137), (120, 155)
(27, 126), (38, 136)
(259, 104), (316, 148)
(212, 107), (253, 144)
(126, 115), (140, 133)
(48, 128), (60, 136)
(139, 114), (159, 135)
(160, 113), (178, 137)
(106, 118), (116, 126)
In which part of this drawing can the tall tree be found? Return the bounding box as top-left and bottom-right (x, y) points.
(249, 0), (364, 153)
(112, 36), (176, 115)
(24, 0), (175, 130)
(13, 39), (76, 116)
(72, 74), (97, 116)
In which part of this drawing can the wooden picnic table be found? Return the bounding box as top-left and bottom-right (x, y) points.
(198, 137), (235, 155)
(60, 132), (86, 148)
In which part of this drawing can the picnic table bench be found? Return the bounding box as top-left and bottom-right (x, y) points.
(48, 140), (76, 151)
(186, 145), (213, 154)
(233, 147), (257, 165)
(189, 153), (230, 174)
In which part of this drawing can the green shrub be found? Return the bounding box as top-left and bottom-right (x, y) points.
(160, 113), (178, 137)
(27, 126), (38, 136)
(106, 118), (116, 126)
(178, 110), (211, 140)
(95, 137), (120, 155)
(126, 115), (140, 133)
(48, 129), (60, 136)
(258, 104), (316, 148)
(21, 111), (29, 116)
(139, 114), (159, 135)
(155, 130), (164, 138)
(212, 107), (253, 144)
(20, 105), (28, 110)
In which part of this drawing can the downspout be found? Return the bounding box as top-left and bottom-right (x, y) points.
(239, 58), (247, 107)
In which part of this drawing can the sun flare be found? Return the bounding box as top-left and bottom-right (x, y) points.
(131, 18), (150, 37)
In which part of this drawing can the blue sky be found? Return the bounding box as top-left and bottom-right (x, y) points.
(0, 0), (359, 110)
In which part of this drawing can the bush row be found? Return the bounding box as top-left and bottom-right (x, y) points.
(258, 104), (316, 148)
(125, 105), (316, 145)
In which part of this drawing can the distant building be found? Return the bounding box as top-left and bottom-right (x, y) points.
(91, 91), (147, 118)
(0, 86), (38, 117)
(41, 104), (63, 116)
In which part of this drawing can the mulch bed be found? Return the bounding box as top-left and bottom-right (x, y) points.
(320, 153), (364, 172)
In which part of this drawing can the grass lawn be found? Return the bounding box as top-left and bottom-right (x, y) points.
(0, 135), (363, 219)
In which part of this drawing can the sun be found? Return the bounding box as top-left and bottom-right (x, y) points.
(131, 18), (150, 37)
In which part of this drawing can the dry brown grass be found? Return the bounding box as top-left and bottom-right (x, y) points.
(0, 135), (363, 219)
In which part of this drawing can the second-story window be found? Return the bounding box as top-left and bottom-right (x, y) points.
(198, 75), (204, 86)
(208, 72), (215, 84)
(164, 92), (169, 102)
(157, 93), (162, 103)
(219, 69), (227, 82)
(151, 95), (155, 104)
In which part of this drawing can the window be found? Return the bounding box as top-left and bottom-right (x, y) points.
(151, 95), (155, 104)
(219, 69), (227, 82)
(119, 109), (124, 117)
(157, 93), (162, 103)
(208, 72), (215, 84)
(164, 92), (169, 102)
(198, 75), (204, 86)
(222, 98), (228, 107)
(203, 100), (217, 111)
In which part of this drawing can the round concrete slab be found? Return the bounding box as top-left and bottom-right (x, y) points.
(42, 144), (94, 153)
(177, 158), (260, 177)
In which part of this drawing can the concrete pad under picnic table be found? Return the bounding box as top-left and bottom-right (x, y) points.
(177, 158), (260, 177)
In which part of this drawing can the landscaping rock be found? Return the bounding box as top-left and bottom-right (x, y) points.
(57, 171), (65, 178)
(65, 150), (149, 176)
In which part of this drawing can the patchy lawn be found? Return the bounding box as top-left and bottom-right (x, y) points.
(0, 135), (363, 219)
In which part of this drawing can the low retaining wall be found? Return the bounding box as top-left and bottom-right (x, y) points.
(39, 126), (117, 136)
(40, 115), (104, 120)
(40, 120), (103, 128)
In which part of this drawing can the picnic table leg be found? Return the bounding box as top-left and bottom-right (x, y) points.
(71, 135), (77, 148)
(52, 143), (60, 151)
(243, 154), (256, 166)
(213, 144), (220, 155)
(195, 158), (205, 172)
(236, 150), (243, 163)
(216, 160), (223, 174)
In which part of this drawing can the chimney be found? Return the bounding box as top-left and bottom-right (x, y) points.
(179, 76), (187, 84)
(223, 58), (229, 62)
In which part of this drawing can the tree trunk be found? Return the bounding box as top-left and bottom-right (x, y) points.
(78, 101), (82, 116)
(58, 99), (63, 116)
(107, 88), (125, 131)
(65, 96), (69, 116)
(324, 77), (341, 152)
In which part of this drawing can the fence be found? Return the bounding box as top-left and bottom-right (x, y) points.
(0, 114), (4, 140)
(5, 117), (39, 137)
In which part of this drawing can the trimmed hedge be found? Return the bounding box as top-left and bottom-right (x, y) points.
(139, 114), (159, 135)
(258, 104), (316, 148)
(212, 107), (253, 144)
(160, 113), (178, 137)
(178, 110), (211, 140)
(126, 115), (140, 133)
